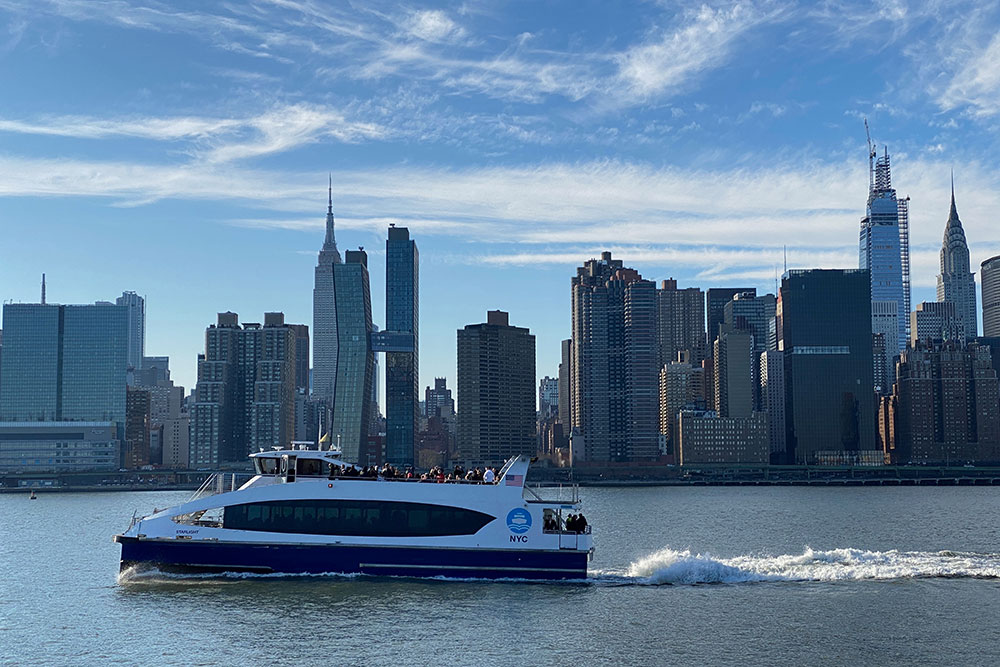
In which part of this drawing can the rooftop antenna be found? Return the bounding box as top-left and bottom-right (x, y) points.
(864, 118), (875, 191)
(783, 245), (787, 274)
(41, 273), (46, 305)
(774, 264), (779, 294)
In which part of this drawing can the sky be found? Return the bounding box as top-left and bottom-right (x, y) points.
(2, 0), (1000, 401)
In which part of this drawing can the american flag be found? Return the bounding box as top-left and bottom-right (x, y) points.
(505, 474), (523, 487)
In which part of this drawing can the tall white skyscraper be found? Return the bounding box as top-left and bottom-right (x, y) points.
(116, 291), (145, 384)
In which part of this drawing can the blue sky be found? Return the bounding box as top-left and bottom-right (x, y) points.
(2, 0), (1000, 400)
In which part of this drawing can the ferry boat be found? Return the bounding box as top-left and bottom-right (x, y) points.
(114, 448), (593, 580)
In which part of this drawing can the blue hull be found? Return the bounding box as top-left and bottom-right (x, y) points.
(116, 537), (589, 580)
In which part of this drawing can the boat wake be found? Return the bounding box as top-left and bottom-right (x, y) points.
(592, 547), (1000, 586)
(117, 547), (1000, 587)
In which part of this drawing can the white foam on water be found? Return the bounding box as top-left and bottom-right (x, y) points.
(117, 566), (363, 586)
(593, 547), (1000, 586)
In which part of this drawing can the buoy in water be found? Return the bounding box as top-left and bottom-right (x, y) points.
(29, 490), (37, 500)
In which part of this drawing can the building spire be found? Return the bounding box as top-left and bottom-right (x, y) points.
(949, 169), (959, 221)
(41, 273), (46, 305)
(318, 175), (342, 263)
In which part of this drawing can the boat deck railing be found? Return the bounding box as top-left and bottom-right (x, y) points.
(523, 483), (580, 504)
(188, 472), (254, 502)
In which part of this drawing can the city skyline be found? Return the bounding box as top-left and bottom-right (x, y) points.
(3, 1), (1000, 395)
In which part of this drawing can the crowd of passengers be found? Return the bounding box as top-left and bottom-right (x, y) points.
(326, 463), (501, 483)
(543, 513), (588, 534)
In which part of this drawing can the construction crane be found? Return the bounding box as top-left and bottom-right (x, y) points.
(864, 117), (876, 191)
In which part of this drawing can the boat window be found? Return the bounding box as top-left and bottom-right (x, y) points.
(222, 500), (495, 537)
(256, 458), (279, 475)
(297, 458), (324, 477)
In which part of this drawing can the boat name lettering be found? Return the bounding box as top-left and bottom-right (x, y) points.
(176, 529), (199, 534)
(510, 535), (528, 543)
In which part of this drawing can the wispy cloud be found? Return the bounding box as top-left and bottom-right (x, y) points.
(615, 2), (785, 102)
(0, 104), (387, 163)
(939, 33), (1000, 117)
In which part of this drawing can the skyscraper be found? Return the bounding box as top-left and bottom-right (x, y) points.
(288, 324), (310, 392)
(706, 287), (754, 351)
(984, 255), (1000, 337)
(557, 339), (572, 425)
(312, 180), (342, 405)
(714, 328), (753, 418)
(890, 340), (1000, 464)
(424, 377), (454, 418)
(859, 145), (909, 392)
(937, 180), (978, 340)
(457, 311), (536, 465)
(778, 269), (876, 463)
(911, 301), (961, 344)
(538, 376), (559, 417)
(188, 312), (299, 465)
(330, 250), (375, 462)
(0, 302), (128, 423)
(657, 279), (706, 365)
(116, 291), (145, 383)
(571, 252), (659, 462)
(385, 225), (419, 466)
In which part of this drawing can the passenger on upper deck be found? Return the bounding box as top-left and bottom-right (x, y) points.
(483, 468), (495, 484)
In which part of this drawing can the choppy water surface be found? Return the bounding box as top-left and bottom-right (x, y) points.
(2, 486), (999, 665)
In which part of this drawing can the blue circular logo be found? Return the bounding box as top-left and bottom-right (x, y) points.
(506, 508), (532, 534)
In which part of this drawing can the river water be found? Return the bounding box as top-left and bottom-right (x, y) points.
(2, 486), (999, 665)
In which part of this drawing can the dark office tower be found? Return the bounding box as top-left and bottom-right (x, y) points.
(892, 340), (1000, 464)
(571, 252), (659, 462)
(714, 329), (753, 418)
(860, 145), (909, 392)
(778, 269), (876, 464)
(124, 387), (151, 469)
(657, 279), (706, 366)
(312, 180), (342, 405)
(984, 255), (1000, 337)
(457, 311), (536, 465)
(330, 250), (375, 462)
(288, 324), (310, 392)
(706, 288), (755, 350)
(557, 339), (572, 424)
(0, 302), (128, 423)
(937, 180), (978, 340)
(116, 291), (145, 384)
(385, 226), (419, 466)
(424, 377), (454, 417)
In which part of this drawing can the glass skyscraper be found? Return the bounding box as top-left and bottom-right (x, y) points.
(859, 147), (909, 393)
(385, 226), (418, 466)
(331, 250), (375, 462)
(0, 302), (128, 423)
